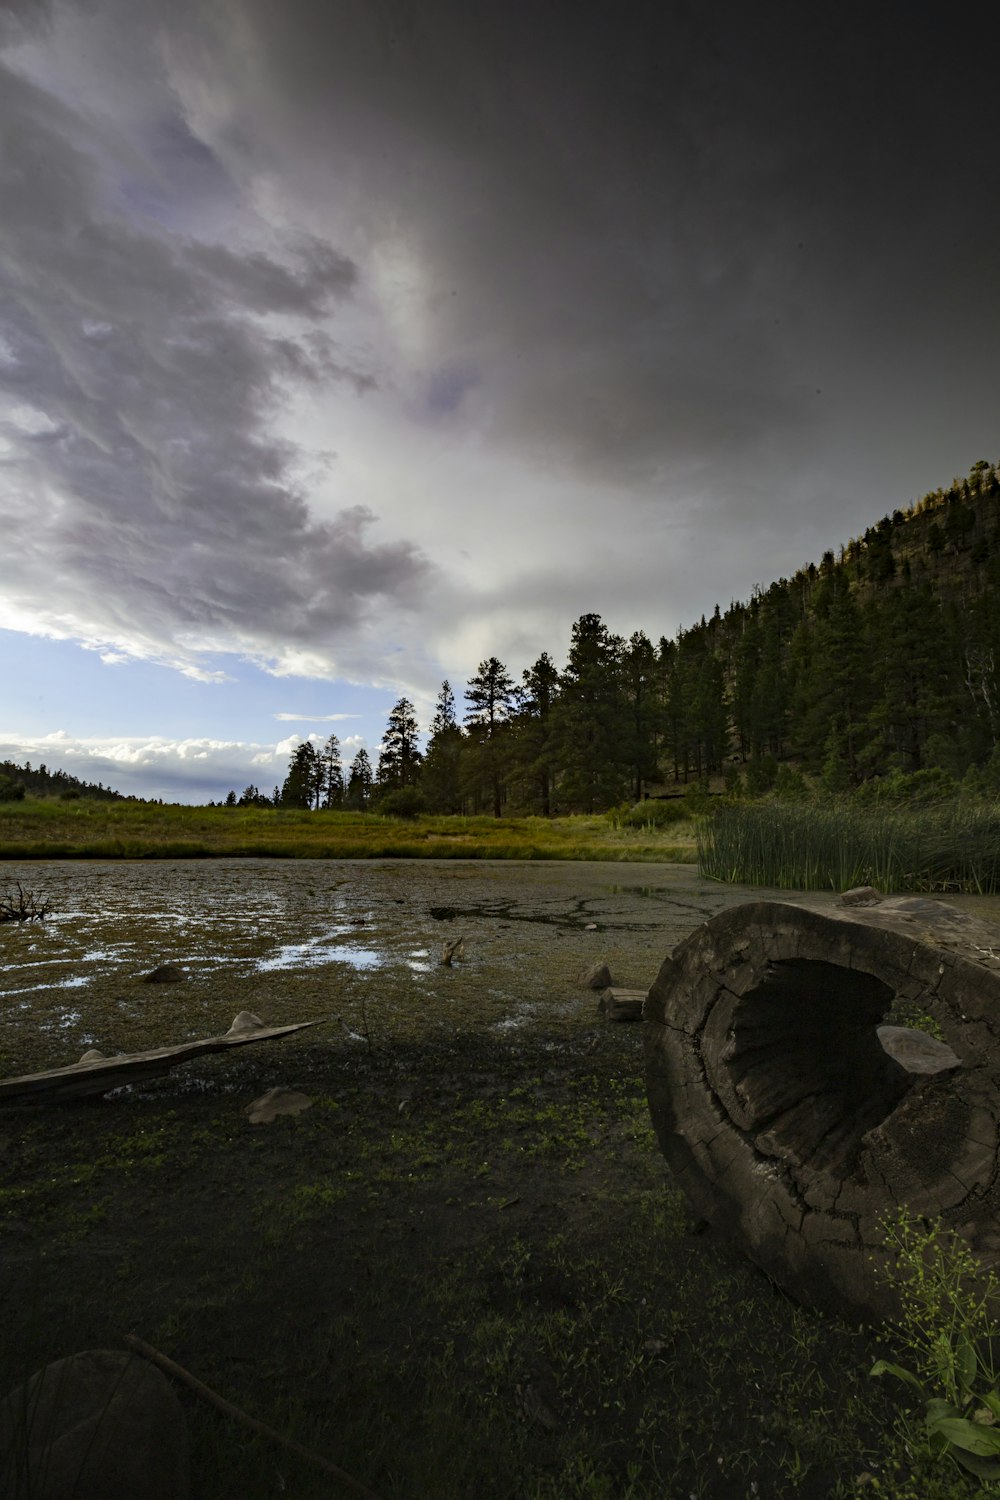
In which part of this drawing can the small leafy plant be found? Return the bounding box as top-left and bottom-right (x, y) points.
(871, 1209), (1000, 1483)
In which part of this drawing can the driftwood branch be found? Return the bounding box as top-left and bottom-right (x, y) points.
(644, 894), (1000, 1321)
(0, 882), (51, 923)
(122, 1335), (385, 1500)
(0, 1013), (328, 1104)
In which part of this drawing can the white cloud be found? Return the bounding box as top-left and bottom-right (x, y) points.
(273, 711), (361, 722)
(0, 730), (301, 802)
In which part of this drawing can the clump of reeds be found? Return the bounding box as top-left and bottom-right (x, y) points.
(697, 797), (1000, 893)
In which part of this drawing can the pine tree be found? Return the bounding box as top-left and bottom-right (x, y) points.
(513, 652), (560, 815)
(377, 699), (422, 791)
(621, 631), (662, 801)
(281, 741), (321, 808)
(551, 614), (628, 811)
(317, 734), (343, 809)
(422, 681), (464, 813)
(465, 658), (516, 817)
(346, 748), (374, 809)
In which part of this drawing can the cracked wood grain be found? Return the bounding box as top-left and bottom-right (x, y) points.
(643, 896), (1000, 1321)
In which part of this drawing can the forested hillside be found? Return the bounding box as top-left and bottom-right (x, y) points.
(19, 463), (999, 816)
(0, 759), (132, 803)
(695, 457), (1000, 788)
(267, 462), (1000, 818)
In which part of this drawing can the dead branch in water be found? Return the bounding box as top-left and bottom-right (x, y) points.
(0, 882), (51, 923)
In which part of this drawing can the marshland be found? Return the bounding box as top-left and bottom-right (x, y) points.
(4, 851), (1000, 1498)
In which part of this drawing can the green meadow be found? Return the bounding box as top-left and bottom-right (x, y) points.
(0, 797), (699, 863)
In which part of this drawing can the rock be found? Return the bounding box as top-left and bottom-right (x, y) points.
(226, 1011), (265, 1035)
(245, 1087), (314, 1124)
(78, 1050), (106, 1063)
(578, 962), (612, 990)
(142, 964), (186, 984)
(644, 896), (1000, 1321)
(0, 1348), (190, 1500)
(598, 987), (645, 1021)
(877, 1024), (961, 1075)
(840, 886), (883, 906)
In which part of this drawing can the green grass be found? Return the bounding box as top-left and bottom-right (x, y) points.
(0, 1039), (904, 1499)
(698, 796), (1000, 893)
(0, 798), (698, 862)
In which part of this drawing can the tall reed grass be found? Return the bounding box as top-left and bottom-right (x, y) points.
(698, 797), (1000, 893)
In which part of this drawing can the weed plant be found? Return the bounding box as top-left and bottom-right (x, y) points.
(870, 1211), (1000, 1495)
(698, 796), (1000, 893)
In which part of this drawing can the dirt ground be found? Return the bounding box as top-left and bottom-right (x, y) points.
(0, 861), (957, 1498)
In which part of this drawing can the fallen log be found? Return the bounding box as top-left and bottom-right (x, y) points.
(0, 1012), (327, 1105)
(643, 895), (1000, 1321)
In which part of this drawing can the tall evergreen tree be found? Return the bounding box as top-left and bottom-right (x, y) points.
(864, 582), (964, 773)
(422, 680), (464, 813)
(513, 652), (560, 815)
(621, 631), (662, 801)
(345, 748), (374, 809)
(377, 698), (422, 791)
(465, 658), (516, 817)
(281, 740), (321, 808)
(319, 733), (344, 809)
(551, 614), (628, 811)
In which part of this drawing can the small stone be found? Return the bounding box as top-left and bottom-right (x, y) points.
(142, 964), (187, 984)
(79, 1049), (107, 1063)
(840, 886), (882, 907)
(0, 1349), (190, 1500)
(245, 1087), (314, 1124)
(226, 1011), (266, 1035)
(578, 962), (612, 990)
(877, 1024), (961, 1075)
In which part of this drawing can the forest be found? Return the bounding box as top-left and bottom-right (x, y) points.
(256, 460), (1000, 817)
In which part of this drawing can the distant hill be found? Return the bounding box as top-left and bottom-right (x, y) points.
(0, 758), (132, 802)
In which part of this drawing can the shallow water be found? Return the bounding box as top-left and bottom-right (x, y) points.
(2, 858), (997, 1075)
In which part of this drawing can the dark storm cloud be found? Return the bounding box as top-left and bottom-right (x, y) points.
(190, 0), (1000, 504)
(4, 0), (999, 705)
(0, 56), (431, 672)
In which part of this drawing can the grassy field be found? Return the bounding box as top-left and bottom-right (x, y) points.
(0, 798), (699, 862)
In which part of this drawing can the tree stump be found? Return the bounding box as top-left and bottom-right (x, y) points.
(643, 896), (1000, 1321)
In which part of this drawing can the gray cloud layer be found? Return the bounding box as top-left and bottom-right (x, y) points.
(0, 49), (433, 679)
(154, 0), (1000, 582)
(2, 1), (999, 703)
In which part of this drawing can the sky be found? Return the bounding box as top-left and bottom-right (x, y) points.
(2, 0), (998, 802)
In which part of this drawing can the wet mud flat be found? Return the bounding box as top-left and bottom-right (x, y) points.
(0, 858), (842, 1075)
(0, 861), (950, 1498)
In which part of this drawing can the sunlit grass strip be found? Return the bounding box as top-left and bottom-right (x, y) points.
(0, 800), (699, 863)
(698, 798), (1000, 893)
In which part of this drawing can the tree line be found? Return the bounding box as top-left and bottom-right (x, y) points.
(236, 460), (1000, 816)
(0, 759), (134, 804)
